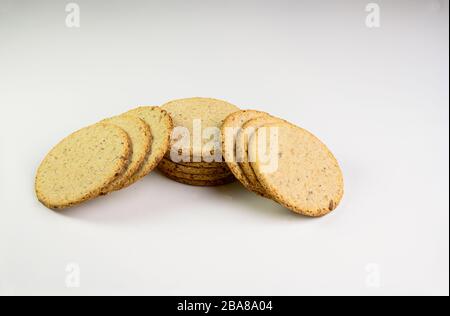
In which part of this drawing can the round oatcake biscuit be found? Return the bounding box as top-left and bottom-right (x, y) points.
(159, 169), (236, 187)
(221, 110), (271, 197)
(35, 123), (131, 209)
(124, 106), (173, 186)
(159, 158), (231, 175)
(101, 115), (152, 192)
(162, 97), (240, 162)
(238, 115), (284, 194)
(249, 122), (344, 217)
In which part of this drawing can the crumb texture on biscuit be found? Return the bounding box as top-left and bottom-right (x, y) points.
(158, 162), (233, 181)
(159, 168), (236, 187)
(102, 115), (152, 192)
(162, 97), (240, 158)
(160, 158), (231, 175)
(221, 110), (274, 198)
(238, 115), (284, 195)
(35, 124), (130, 209)
(251, 123), (344, 217)
(124, 106), (173, 185)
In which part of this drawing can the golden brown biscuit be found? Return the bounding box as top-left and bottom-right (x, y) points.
(166, 160), (226, 169)
(160, 158), (231, 175)
(101, 115), (152, 192)
(158, 161), (233, 181)
(221, 110), (271, 197)
(124, 106), (173, 186)
(159, 168), (236, 187)
(35, 124), (131, 209)
(250, 122), (344, 217)
(238, 115), (283, 194)
(162, 97), (240, 162)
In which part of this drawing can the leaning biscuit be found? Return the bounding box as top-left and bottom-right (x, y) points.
(160, 158), (231, 175)
(221, 110), (271, 197)
(249, 122), (344, 217)
(238, 115), (284, 194)
(162, 97), (240, 161)
(123, 106), (173, 186)
(101, 115), (152, 192)
(35, 124), (131, 209)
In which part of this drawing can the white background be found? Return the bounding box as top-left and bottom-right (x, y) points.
(0, 0), (448, 296)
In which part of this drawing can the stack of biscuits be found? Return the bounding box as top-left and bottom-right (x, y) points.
(157, 97), (239, 186)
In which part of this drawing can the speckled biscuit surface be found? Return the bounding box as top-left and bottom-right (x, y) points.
(101, 115), (152, 192)
(162, 97), (240, 160)
(221, 110), (271, 197)
(160, 158), (231, 175)
(159, 168), (236, 187)
(124, 106), (173, 186)
(35, 124), (131, 209)
(239, 115), (283, 194)
(249, 122), (344, 217)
